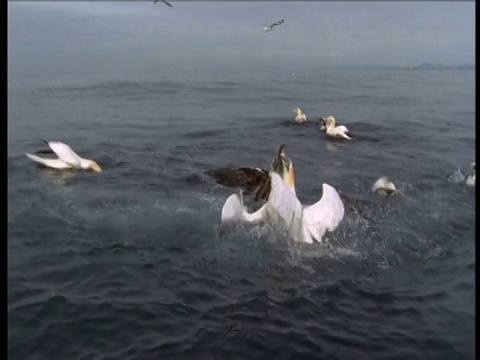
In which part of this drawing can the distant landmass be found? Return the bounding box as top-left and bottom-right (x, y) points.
(404, 63), (475, 71)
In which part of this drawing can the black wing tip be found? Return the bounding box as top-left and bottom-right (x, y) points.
(40, 138), (49, 145)
(35, 149), (55, 155)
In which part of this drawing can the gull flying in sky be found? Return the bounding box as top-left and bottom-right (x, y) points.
(263, 19), (284, 33)
(154, 0), (173, 7)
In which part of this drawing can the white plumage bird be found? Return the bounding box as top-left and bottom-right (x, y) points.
(25, 139), (102, 172)
(320, 116), (352, 140)
(466, 162), (476, 186)
(448, 162), (475, 187)
(205, 144), (348, 244)
(293, 108), (307, 124)
(371, 176), (399, 196)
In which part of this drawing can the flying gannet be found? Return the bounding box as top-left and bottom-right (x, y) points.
(205, 145), (362, 244)
(263, 19), (284, 33)
(154, 0), (173, 7)
(320, 116), (352, 140)
(293, 108), (307, 124)
(25, 139), (102, 172)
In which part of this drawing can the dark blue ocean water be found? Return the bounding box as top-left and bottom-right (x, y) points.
(8, 65), (475, 359)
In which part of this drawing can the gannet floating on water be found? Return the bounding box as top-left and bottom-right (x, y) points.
(205, 145), (363, 244)
(372, 176), (399, 196)
(263, 19), (284, 33)
(25, 139), (102, 172)
(293, 108), (307, 124)
(320, 116), (352, 140)
(466, 162), (475, 186)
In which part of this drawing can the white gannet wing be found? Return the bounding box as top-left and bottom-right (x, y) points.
(44, 140), (82, 167)
(25, 153), (73, 169)
(268, 172), (313, 243)
(221, 194), (268, 225)
(303, 183), (345, 242)
(337, 125), (349, 133)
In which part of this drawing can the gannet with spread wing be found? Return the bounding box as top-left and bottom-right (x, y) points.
(263, 19), (284, 33)
(205, 145), (358, 244)
(25, 139), (102, 172)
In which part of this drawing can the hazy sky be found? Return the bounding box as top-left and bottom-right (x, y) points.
(8, 1), (475, 76)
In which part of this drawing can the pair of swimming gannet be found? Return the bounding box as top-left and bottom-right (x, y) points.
(205, 144), (368, 244)
(292, 109), (351, 140)
(25, 139), (102, 172)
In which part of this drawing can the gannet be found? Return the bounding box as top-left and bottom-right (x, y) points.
(320, 116), (351, 140)
(293, 108), (307, 124)
(466, 162), (475, 186)
(263, 19), (284, 33)
(372, 176), (399, 196)
(154, 0), (173, 7)
(25, 139), (102, 172)
(205, 145), (349, 244)
(449, 162), (475, 186)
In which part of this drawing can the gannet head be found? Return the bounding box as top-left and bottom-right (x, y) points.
(271, 144), (296, 192)
(82, 160), (102, 172)
(325, 116), (336, 128)
(372, 176), (398, 196)
(466, 162), (475, 186)
(319, 118), (327, 130)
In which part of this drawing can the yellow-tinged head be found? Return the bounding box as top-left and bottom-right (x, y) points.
(325, 116), (337, 127)
(271, 144), (296, 192)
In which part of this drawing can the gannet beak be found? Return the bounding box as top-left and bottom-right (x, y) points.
(271, 144), (287, 173)
(319, 118), (327, 130)
(270, 144), (296, 192)
(89, 161), (102, 172)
